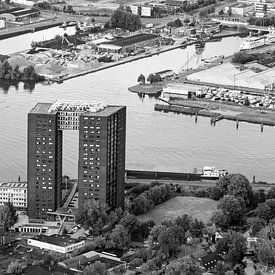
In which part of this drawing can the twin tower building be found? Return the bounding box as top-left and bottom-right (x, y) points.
(27, 101), (126, 220)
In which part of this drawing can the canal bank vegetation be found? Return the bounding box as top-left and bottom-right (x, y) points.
(0, 60), (45, 82)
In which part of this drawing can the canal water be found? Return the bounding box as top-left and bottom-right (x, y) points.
(0, 33), (274, 183)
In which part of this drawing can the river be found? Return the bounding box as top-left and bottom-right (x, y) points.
(0, 32), (274, 183)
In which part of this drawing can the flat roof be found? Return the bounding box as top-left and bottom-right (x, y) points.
(105, 33), (159, 47)
(10, 8), (39, 17)
(0, 182), (27, 188)
(29, 102), (125, 116)
(97, 44), (122, 50)
(48, 100), (107, 113)
(82, 105), (125, 117)
(29, 103), (54, 114)
(29, 234), (83, 247)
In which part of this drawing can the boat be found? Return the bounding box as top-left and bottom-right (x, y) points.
(240, 36), (265, 50)
(200, 166), (228, 180)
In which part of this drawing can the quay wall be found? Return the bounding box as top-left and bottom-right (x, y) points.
(0, 19), (62, 41)
(154, 103), (275, 126)
(126, 170), (202, 181)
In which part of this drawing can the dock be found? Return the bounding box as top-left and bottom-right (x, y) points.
(154, 102), (275, 126)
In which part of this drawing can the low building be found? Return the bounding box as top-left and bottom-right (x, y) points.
(225, 3), (254, 16)
(1, 8), (40, 22)
(0, 182), (27, 208)
(98, 33), (160, 55)
(155, 69), (175, 80)
(166, 0), (187, 7)
(58, 250), (125, 272)
(201, 22), (221, 34)
(28, 234), (85, 254)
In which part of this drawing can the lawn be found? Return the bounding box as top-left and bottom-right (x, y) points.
(138, 196), (217, 224)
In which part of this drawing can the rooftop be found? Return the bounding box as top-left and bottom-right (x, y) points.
(48, 100), (107, 113)
(0, 182), (27, 188)
(29, 102), (125, 116)
(10, 8), (39, 17)
(105, 33), (159, 47)
(29, 234), (83, 247)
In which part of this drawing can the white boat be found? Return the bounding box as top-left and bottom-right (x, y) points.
(240, 36), (265, 50)
(200, 166), (228, 179)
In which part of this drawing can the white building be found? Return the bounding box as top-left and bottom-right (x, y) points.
(0, 182), (27, 208)
(225, 3), (254, 16)
(0, 19), (5, 29)
(28, 234), (85, 254)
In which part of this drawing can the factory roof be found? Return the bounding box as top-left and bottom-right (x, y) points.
(29, 234), (83, 247)
(105, 33), (159, 47)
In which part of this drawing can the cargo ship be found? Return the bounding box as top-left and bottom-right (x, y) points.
(126, 166), (228, 181)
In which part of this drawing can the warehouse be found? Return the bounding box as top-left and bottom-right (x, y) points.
(97, 33), (160, 54)
(1, 8), (40, 22)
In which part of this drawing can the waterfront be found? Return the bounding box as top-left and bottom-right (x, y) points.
(0, 26), (76, 55)
(0, 35), (275, 182)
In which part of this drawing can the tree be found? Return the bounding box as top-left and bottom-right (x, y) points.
(153, 73), (162, 83)
(216, 195), (245, 225)
(111, 264), (127, 275)
(137, 74), (145, 85)
(75, 200), (109, 235)
(0, 204), (10, 230)
(110, 9), (141, 32)
(120, 212), (140, 238)
(215, 261), (231, 275)
(254, 270), (263, 275)
(139, 219), (155, 239)
(147, 74), (155, 84)
(83, 261), (107, 275)
(217, 174), (252, 205)
(5, 201), (17, 228)
(148, 224), (167, 249)
(257, 241), (275, 266)
(184, 18), (190, 24)
(107, 224), (131, 250)
(131, 194), (150, 215)
(267, 187), (275, 199)
(255, 203), (272, 221)
(165, 257), (202, 275)
(210, 186), (223, 201)
(216, 231), (247, 265)
(247, 217), (266, 236)
(211, 209), (230, 229)
(190, 219), (204, 238)
(174, 18), (183, 27)
(6, 261), (24, 275)
(158, 225), (185, 257)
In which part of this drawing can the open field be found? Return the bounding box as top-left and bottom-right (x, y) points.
(138, 196), (217, 224)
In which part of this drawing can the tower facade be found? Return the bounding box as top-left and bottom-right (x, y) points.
(78, 106), (126, 210)
(27, 101), (126, 219)
(28, 104), (62, 220)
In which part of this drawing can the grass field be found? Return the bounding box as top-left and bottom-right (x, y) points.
(138, 196), (217, 224)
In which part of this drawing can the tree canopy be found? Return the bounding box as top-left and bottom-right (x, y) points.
(75, 200), (109, 235)
(110, 9), (141, 32)
(216, 174), (252, 205)
(83, 261), (107, 275)
(216, 231), (247, 266)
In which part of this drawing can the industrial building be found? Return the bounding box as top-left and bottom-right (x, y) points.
(58, 250), (125, 272)
(0, 182), (27, 209)
(28, 101), (126, 220)
(0, 8), (40, 22)
(28, 234), (85, 254)
(97, 33), (160, 54)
